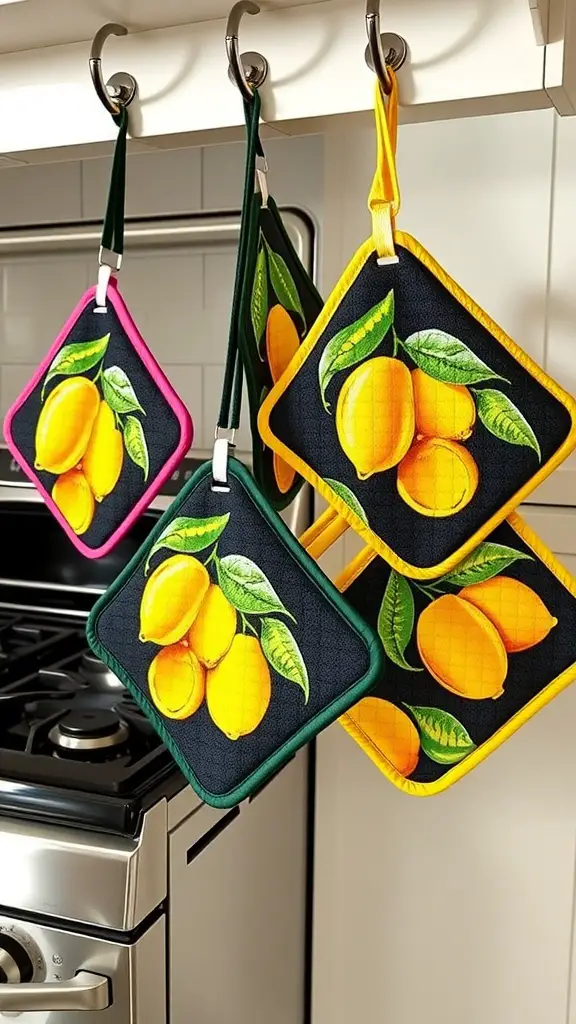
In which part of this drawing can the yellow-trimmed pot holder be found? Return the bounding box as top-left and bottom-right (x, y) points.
(260, 75), (576, 580)
(302, 511), (576, 794)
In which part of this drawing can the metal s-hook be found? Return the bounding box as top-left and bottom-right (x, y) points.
(226, 1), (268, 102)
(89, 23), (137, 116)
(365, 0), (407, 94)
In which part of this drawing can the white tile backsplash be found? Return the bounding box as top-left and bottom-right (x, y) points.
(0, 258), (90, 363)
(0, 363), (36, 419)
(202, 134), (324, 220)
(203, 250), (236, 360)
(119, 252), (204, 363)
(0, 162), (81, 225)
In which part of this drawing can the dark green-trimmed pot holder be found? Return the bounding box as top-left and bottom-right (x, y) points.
(237, 91), (323, 510)
(87, 459), (381, 807)
(86, 90), (381, 809)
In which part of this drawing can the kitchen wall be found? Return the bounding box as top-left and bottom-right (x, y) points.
(0, 132), (324, 456)
(1, 105), (576, 1024)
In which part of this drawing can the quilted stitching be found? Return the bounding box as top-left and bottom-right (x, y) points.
(259, 234), (576, 579)
(305, 515), (576, 795)
(88, 459), (382, 808)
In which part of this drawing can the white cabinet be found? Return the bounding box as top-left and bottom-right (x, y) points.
(0, 0), (575, 157)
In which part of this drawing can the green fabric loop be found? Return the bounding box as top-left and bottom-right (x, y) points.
(217, 90), (263, 432)
(101, 105), (128, 257)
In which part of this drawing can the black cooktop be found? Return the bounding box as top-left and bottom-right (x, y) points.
(0, 451), (211, 837)
(0, 611), (184, 836)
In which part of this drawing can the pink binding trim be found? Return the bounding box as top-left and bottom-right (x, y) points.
(3, 279), (194, 559)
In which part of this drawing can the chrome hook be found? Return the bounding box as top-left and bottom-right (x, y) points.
(365, 0), (407, 94)
(89, 23), (137, 116)
(226, 1), (268, 103)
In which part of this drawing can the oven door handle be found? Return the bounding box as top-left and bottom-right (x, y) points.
(0, 971), (110, 1012)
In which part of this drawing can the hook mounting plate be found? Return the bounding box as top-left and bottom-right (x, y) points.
(365, 33), (407, 76)
(227, 50), (268, 93)
(106, 71), (137, 108)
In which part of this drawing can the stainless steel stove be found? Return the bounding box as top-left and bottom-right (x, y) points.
(0, 447), (310, 1023)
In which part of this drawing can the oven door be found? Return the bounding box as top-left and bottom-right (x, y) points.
(0, 913), (165, 1023)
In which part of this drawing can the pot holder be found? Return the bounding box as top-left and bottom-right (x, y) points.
(259, 74), (576, 579)
(86, 96), (382, 809)
(235, 91), (323, 509)
(3, 106), (193, 559)
(302, 510), (576, 794)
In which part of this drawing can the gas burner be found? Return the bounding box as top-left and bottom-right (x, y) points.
(78, 651), (124, 692)
(49, 709), (130, 757)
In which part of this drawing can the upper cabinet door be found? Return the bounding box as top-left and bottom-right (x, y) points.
(0, 0), (573, 158)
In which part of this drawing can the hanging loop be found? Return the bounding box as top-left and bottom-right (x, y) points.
(89, 23), (137, 116)
(226, 1), (268, 102)
(365, 0), (407, 95)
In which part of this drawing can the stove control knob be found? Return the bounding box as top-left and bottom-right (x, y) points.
(0, 933), (33, 985)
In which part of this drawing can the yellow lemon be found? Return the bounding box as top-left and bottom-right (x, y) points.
(35, 376), (100, 475)
(459, 576), (558, 653)
(417, 594), (508, 699)
(188, 584), (237, 668)
(140, 555), (209, 646)
(273, 452), (296, 495)
(335, 356), (415, 480)
(52, 468), (95, 535)
(206, 634), (271, 740)
(83, 401), (124, 501)
(148, 644), (205, 720)
(346, 697), (420, 777)
(397, 437), (479, 517)
(266, 305), (301, 383)
(412, 368), (476, 440)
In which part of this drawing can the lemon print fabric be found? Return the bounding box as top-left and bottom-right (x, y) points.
(137, 525), (308, 741)
(3, 283), (192, 556)
(262, 240), (576, 576)
(242, 200), (323, 510)
(87, 460), (381, 807)
(333, 516), (576, 792)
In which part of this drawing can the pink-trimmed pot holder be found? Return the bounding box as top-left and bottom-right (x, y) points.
(3, 279), (193, 558)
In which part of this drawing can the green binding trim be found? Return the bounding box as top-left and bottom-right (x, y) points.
(218, 92), (262, 431)
(87, 458), (383, 809)
(239, 195), (323, 510)
(101, 106), (128, 257)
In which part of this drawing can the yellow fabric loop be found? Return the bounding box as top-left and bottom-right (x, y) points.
(368, 71), (400, 261)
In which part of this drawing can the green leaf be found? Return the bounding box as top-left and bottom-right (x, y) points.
(325, 479), (369, 527)
(404, 705), (476, 765)
(145, 514), (230, 574)
(437, 541), (533, 588)
(102, 365), (145, 414)
(217, 554), (295, 620)
(251, 244), (268, 348)
(260, 617), (309, 702)
(264, 240), (305, 328)
(43, 334), (110, 393)
(377, 570), (421, 671)
(123, 415), (149, 482)
(318, 291), (395, 411)
(473, 388), (541, 460)
(400, 330), (506, 385)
